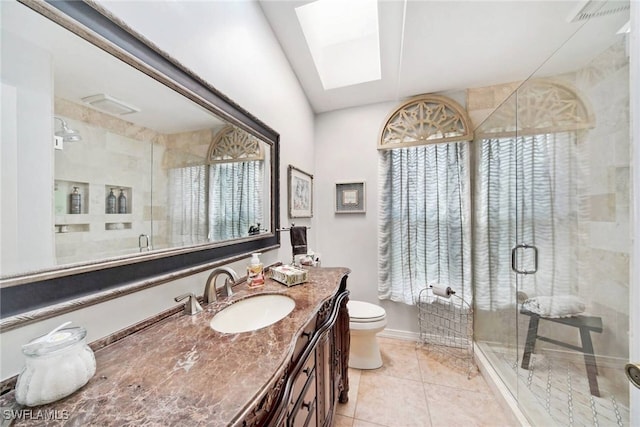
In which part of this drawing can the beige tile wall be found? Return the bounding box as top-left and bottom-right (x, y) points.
(52, 98), (222, 263)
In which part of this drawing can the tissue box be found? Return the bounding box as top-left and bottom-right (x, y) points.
(268, 265), (308, 287)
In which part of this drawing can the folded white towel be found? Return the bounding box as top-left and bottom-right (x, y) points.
(522, 295), (586, 318)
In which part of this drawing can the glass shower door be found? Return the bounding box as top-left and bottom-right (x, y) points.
(473, 5), (632, 422)
(511, 72), (631, 424)
(473, 91), (521, 396)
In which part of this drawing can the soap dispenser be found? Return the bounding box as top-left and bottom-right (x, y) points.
(247, 253), (264, 288)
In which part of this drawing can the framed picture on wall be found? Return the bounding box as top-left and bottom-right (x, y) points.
(335, 181), (366, 214)
(288, 165), (313, 218)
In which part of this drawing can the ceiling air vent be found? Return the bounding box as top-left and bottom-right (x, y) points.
(81, 94), (140, 116)
(567, 0), (630, 23)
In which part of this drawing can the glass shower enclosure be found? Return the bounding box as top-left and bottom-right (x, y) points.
(473, 6), (632, 425)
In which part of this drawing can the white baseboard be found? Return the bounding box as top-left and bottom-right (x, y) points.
(378, 328), (420, 342)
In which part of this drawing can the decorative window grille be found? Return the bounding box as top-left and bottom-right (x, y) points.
(476, 79), (595, 138)
(379, 94), (473, 150)
(208, 125), (264, 164)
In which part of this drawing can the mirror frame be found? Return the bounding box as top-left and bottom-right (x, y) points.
(0, 0), (280, 329)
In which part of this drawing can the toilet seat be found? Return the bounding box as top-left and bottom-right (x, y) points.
(347, 300), (387, 369)
(348, 301), (386, 323)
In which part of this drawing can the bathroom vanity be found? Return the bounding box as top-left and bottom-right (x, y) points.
(2, 267), (350, 426)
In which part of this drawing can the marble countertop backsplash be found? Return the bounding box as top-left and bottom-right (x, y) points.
(0, 267), (350, 426)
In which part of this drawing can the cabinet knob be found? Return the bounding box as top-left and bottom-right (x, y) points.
(301, 400), (313, 411)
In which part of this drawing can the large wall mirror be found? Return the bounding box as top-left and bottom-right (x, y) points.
(0, 0), (280, 323)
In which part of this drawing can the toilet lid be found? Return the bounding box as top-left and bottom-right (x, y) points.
(348, 301), (386, 321)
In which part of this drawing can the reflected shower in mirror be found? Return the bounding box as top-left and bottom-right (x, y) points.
(54, 116), (82, 142)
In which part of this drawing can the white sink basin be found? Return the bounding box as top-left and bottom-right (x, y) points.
(210, 294), (295, 334)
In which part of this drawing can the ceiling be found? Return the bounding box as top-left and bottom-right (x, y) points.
(3, 1), (224, 134)
(258, 0), (630, 114)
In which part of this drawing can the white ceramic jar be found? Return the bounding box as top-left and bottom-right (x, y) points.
(15, 326), (96, 407)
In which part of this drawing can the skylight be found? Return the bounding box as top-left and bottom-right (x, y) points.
(295, 0), (381, 90)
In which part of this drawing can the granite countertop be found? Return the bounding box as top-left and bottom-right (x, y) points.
(3, 267), (350, 426)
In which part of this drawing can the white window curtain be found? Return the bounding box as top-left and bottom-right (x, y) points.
(168, 165), (208, 246)
(168, 161), (264, 244)
(378, 142), (472, 305)
(209, 161), (264, 241)
(474, 132), (580, 310)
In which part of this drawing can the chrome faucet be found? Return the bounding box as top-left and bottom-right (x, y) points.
(203, 267), (238, 304)
(174, 293), (203, 315)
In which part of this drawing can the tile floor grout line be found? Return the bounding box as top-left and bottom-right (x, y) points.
(340, 337), (512, 426)
(415, 345), (439, 427)
(352, 371), (360, 426)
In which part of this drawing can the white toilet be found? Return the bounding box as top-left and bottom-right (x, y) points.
(347, 300), (387, 369)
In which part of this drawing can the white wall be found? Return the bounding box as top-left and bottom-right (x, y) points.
(0, 29), (55, 275)
(314, 102), (419, 334)
(0, 0), (315, 379)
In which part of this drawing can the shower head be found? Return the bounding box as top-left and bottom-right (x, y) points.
(54, 116), (82, 142)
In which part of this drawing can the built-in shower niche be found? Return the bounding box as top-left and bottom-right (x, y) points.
(54, 180), (89, 215)
(104, 222), (132, 231)
(54, 180), (90, 234)
(104, 185), (132, 231)
(104, 186), (132, 214)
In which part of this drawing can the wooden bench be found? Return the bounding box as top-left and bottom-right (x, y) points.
(520, 309), (603, 397)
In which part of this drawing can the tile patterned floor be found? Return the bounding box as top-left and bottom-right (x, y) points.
(484, 343), (629, 427)
(335, 337), (513, 427)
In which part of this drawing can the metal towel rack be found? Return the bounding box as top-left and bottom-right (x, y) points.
(276, 223), (311, 232)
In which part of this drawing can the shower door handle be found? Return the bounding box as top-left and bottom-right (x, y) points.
(511, 244), (538, 275)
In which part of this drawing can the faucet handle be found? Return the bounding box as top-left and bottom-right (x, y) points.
(174, 293), (203, 315)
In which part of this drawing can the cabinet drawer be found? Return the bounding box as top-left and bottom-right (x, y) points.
(292, 315), (317, 362)
(290, 351), (315, 409)
(289, 373), (316, 427)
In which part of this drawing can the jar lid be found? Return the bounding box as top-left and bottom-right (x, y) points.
(22, 327), (87, 356)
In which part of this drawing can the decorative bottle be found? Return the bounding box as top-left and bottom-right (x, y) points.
(117, 189), (127, 214)
(247, 253), (264, 288)
(106, 189), (116, 214)
(70, 187), (81, 214)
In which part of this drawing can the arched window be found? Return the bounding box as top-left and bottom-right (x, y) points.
(208, 126), (264, 241)
(474, 79), (595, 310)
(208, 125), (264, 163)
(378, 95), (474, 304)
(379, 94), (473, 150)
(476, 79), (594, 138)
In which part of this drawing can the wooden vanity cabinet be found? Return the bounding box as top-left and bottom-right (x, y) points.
(251, 276), (350, 427)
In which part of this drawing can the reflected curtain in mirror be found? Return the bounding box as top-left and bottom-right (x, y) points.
(169, 166), (208, 247)
(167, 125), (265, 244)
(210, 161), (263, 241)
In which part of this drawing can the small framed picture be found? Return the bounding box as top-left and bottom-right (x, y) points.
(288, 165), (313, 218)
(335, 182), (366, 214)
